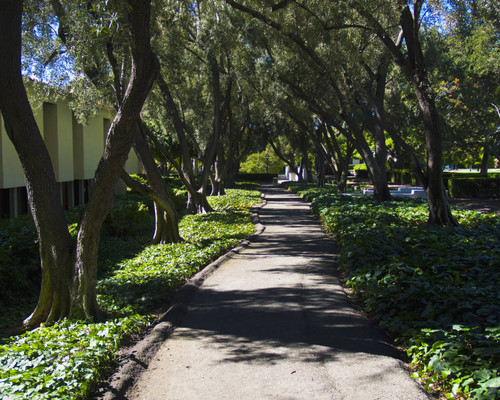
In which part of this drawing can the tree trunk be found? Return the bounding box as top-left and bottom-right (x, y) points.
(71, 0), (159, 319)
(333, 116), (391, 201)
(155, 74), (215, 213)
(319, 123), (352, 192)
(302, 154), (312, 182)
(0, 0), (74, 329)
(187, 189), (213, 214)
(211, 140), (226, 196)
(133, 124), (181, 243)
(217, 98), (245, 191)
(313, 129), (326, 187)
(415, 85), (457, 225)
(372, 59), (391, 200)
(120, 171), (182, 244)
(480, 146), (489, 176)
(357, 3), (457, 224)
(53, 0), (182, 244)
(315, 150), (326, 188)
(344, 60), (392, 202)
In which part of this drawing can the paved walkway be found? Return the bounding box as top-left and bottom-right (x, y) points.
(118, 186), (429, 399)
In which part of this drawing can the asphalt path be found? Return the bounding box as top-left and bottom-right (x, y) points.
(107, 186), (430, 400)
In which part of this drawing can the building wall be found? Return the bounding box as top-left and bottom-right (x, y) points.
(73, 112), (108, 180)
(0, 99), (142, 217)
(0, 114), (25, 188)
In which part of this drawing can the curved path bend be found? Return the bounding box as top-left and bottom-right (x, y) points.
(119, 186), (429, 399)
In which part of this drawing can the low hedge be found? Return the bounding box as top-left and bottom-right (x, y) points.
(353, 164), (370, 179)
(387, 169), (417, 185)
(285, 181), (499, 399)
(449, 178), (500, 198)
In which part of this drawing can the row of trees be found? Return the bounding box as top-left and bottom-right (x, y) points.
(0, 0), (498, 327)
(225, 0), (499, 223)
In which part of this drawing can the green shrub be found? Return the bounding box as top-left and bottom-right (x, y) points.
(105, 193), (154, 237)
(0, 316), (150, 400)
(0, 215), (40, 329)
(295, 188), (500, 399)
(387, 169), (417, 185)
(353, 163), (369, 179)
(207, 188), (261, 211)
(0, 188), (261, 399)
(233, 181), (260, 190)
(449, 178), (500, 198)
(168, 187), (188, 212)
(98, 208), (255, 315)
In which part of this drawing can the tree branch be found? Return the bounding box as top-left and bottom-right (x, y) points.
(272, 0), (294, 12)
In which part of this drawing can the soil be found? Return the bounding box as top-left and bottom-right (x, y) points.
(450, 197), (500, 215)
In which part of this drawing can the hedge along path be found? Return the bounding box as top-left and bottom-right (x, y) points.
(102, 185), (430, 400)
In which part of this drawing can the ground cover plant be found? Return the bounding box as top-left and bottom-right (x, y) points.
(285, 182), (499, 400)
(0, 188), (261, 400)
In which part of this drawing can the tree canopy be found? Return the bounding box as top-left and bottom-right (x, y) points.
(1, 0), (498, 327)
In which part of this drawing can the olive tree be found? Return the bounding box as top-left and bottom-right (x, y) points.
(0, 0), (158, 328)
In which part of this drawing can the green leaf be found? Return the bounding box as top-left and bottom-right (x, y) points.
(483, 377), (500, 388)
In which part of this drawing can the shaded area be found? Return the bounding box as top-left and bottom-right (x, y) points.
(450, 197), (500, 215)
(118, 185), (431, 400)
(171, 185), (403, 365)
(175, 284), (402, 364)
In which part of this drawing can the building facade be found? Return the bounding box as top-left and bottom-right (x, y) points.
(0, 99), (141, 218)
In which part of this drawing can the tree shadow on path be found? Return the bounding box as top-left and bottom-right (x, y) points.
(169, 185), (404, 367)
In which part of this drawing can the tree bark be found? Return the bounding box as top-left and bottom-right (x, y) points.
(320, 123), (354, 193)
(313, 130), (326, 188)
(354, 2), (457, 224)
(134, 123), (181, 243)
(480, 146), (489, 175)
(71, 0), (159, 319)
(49, 0), (179, 244)
(415, 84), (457, 225)
(120, 170), (181, 244)
(408, 50), (457, 224)
(0, 0), (74, 329)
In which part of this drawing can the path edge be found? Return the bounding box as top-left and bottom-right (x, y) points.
(94, 194), (267, 400)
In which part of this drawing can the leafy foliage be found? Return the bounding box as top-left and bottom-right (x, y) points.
(0, 316), (150, 400)
(287, 183), (500, 399)
(239, 151), (285, 174)
(207, 189), (262, 211)
(104, 193), (154, 237)
(0, 216), (40, 331)
(98, 207), (255, 315)
(0, 188), (261, 399)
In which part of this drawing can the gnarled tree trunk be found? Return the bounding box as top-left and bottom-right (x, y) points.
(134, 123), (181, 244)
(0, 0), (158, 328)
(71, 0), (159, 319)
(0, 0), (75, 329)
(355, 2), (457, 224)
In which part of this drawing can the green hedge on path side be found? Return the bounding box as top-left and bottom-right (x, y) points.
(0, 188), (262, 400)
(285, 182), (499, 400)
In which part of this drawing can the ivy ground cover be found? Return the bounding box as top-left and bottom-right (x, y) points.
(0, 188), (261, 400)
(286, 182), (499, 400)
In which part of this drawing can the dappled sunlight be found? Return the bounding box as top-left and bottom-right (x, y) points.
(173, 284), (399, 363)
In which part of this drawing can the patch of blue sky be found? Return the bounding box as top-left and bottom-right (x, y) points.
(21, 19), (76, 88)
